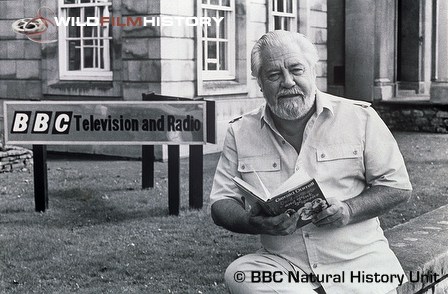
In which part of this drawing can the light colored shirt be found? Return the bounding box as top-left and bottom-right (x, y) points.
(210, 91), (412, 293)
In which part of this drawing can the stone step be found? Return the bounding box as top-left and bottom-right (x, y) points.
(385, 204), (448, 293)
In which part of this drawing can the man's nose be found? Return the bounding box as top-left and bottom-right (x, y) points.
(281, 71), (295, 88)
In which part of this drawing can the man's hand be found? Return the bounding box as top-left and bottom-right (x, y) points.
(248, 203), (301, 236)
(312, 198), (352, 228)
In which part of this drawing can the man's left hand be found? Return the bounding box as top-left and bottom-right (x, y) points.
(312, 198), (351, 228)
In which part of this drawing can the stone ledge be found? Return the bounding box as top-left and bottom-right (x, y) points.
(374, 101), (448, 133)
(0, 145), (33, 173)
(385, 204), (448, 294)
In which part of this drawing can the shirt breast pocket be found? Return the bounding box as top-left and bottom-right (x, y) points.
(237, 155), (281, 193)
(315, 144), (364, 182)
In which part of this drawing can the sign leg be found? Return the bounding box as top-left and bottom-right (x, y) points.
(142, 145), (154, 189)
(189, 145), (203, 209)
(33, 145), (48, 212)
(168, 145), (180, 215)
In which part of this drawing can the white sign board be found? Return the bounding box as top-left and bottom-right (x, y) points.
(3, 101), (207, 145)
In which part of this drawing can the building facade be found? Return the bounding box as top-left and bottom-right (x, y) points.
(1, 0), (446, 158)
(0, 0), (328, 157)
(327, 0), (448, 104)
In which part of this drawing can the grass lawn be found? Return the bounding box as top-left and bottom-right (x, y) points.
(1, 132), (447, 293)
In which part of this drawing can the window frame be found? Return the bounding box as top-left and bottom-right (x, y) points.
(200, 0), (236, 81)
(58, 0), (113, 81)
(268, 0), (297, 31)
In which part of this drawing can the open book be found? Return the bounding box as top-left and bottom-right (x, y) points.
(233, 172), (328, 226)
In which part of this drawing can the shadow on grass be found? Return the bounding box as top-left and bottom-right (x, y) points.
(1, 187), (174, 231)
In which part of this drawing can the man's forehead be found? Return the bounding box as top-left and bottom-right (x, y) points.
(260, 45), (308, 67)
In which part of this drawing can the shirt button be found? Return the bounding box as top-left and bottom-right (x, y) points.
(304, 233), (310, 238)
(295, 166), (300, 172)
(273, 162), (277, 168)
(320, 153), (325, 159)
(281, 140), (286, 144)
(353, 150), (358, 155)
(313, 264), (318, 268)
(241, 164), (245, 170)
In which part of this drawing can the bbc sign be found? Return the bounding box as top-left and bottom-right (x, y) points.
(3, 101), (213, 145)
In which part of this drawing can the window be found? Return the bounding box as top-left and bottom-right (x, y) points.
(58, 0), (112, 81)
(269, 0), (297, 31)
(200, 0), (235, 80)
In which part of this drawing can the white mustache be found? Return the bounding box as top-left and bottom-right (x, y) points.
(277, 87), (304, 98)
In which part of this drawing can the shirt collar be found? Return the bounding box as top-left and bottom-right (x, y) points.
(259, 90), (334, 129)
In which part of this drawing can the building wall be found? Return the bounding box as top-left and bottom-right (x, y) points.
(309, 0), (327, 92)
(0, 1), (43, 106)
(0, 0), (328, 158)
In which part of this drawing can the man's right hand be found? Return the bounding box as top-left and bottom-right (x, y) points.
(248, 203), (301, 236)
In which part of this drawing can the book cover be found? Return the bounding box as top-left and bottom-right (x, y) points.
(233, 174), (328, 227)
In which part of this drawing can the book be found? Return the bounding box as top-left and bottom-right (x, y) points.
(233, 172), (328, 227)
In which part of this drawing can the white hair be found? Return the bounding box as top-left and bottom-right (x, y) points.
(250, 30), (319, 78)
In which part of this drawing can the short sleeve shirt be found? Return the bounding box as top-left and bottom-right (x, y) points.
(210, 91), (412, 293)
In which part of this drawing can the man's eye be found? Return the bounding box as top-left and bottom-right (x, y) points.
(291, 68), (304, 75)
(268, 73), (280, 81)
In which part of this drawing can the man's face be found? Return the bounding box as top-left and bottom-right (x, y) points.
(258, 42), (316, 120)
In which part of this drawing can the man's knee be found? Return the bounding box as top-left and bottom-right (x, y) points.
(224, 255), (259, 292)
(224, 256), (248, 287)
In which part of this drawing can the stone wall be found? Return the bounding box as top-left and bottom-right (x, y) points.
(374, 102), (448, 133)
(0, 145), (33, 173)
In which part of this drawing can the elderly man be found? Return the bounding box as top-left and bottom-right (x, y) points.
(210, 31), (412, 294)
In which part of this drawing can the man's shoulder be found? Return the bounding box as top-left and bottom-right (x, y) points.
(323, 92), (372, 109)
(321, 92), (377, 119)
(228, 105), (263, 125)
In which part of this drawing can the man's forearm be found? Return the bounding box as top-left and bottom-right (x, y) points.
(344, 185), (412, 224)
(211, 199), (261, 234)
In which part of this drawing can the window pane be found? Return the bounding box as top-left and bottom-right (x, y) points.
(277, 0), (284, 12)
(219, 42), (227, 70)
(84, 47), (94, 68)
(99, 48), (104, 68)
(68, 40), (81, 70)
(80, 0), (92, 3)
(274, 16), (281, 30)
(85, 7), (95, 19)
(84, 39), (94, 47)
(286, 0), (293, 13)
(68, 8), (80, 18)
(207, 11), (217, 38)
(218, 11), (227, 38)
(202, 41), (206, 70)
(283, 18), (290, 30)
(208, 63), (217, 70)
(221, 0), (230, 6)
(202, 0), (208, 4)
(68, 23), (80, 38)
(68, 8), (80, 37)
(208, 42), (217, 59)
(84, 26), (97, 38)
(210, 0), (219, 5)
(64, 0), (76, 4)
